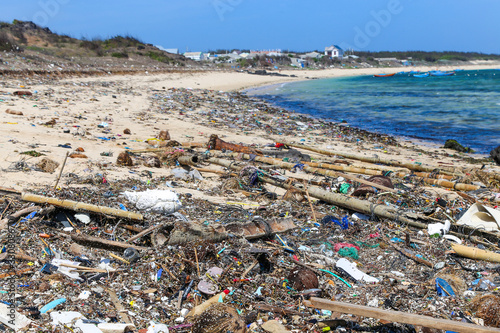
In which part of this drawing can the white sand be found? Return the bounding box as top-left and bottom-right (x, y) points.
(1, 63), (498, 193)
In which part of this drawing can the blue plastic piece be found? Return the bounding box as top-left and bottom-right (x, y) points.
(40, 298), (66, 313)
(436, 278), (455, 297)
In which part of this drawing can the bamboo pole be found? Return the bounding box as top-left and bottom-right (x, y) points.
(21, 193), (143, 220)
(451, 243), (500, 263)
(207, 157), (424, 229)
(283, 142), (456, 175)
(213, 152), (479, 192)
(206, 156), (500, 242)
(308, 160), (454, 180)
(211, 153), (398, 193)
(177, 154), (199, 166)
(305, 297), (500, 333)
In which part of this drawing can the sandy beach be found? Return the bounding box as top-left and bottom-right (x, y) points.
(2, 64), (500, 332)
(1, 63), (499, 194)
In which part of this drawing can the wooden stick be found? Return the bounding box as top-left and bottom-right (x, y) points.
(177, 290), (183, 310)
(305, 297), (500, 333)
(384, 236), (434, 268)
(0, 268), (33, 279)
(194, 247), (200, 278)
(15, 250), (40, 262)
(0, 200), (11, 220)
(54, 151), (69, 189)
(110, 253), (130, 264)
(304, 160), (453, 180)
(193, 167), (227, 175)
(70, 234), (148, 251)
(0, 205), (40, 230)
(126, 223), (164, 243)
(59, 263), (108, 273)
(303, 180), (317, 224)
(240, 260), (258, 280)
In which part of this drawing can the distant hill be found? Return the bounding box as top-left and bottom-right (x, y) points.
(0, 20), (195, 74)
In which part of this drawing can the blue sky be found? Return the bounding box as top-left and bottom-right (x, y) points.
(1, 0), (499, 54)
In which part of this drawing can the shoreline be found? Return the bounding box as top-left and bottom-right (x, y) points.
(241, 65), (499, 157)
(231, 62), (500, 92)
(0, 64), (498, 191)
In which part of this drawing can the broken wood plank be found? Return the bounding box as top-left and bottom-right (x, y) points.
(305, 297), (500, 333)
(105, 288), (134, 325)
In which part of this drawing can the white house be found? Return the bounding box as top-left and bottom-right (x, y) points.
(184, 52), (205, 61)
(324, 45), (344, 59)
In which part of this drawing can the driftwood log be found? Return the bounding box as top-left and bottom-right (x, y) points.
(208, 134), (262, 155)
(283, 142), (456, 174)
(305, 297), (500, 333)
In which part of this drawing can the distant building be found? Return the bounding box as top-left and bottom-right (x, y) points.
(300, 51), (322, 59)
(251, 49), (283, 57)
(155, 46), (179, 54)
(164, 48), (179, 54)
(324, 45), (344, 59)
(374, 57), (398, 62)
(184, 52), (205, 61)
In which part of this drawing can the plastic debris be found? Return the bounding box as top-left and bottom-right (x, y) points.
(124, 189), (182, 214)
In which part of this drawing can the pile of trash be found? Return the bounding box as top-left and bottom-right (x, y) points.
(2, 135), (500, 332)
(1, 82), (500, 332)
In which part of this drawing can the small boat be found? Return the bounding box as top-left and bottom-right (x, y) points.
(413, 72), (429, 78)
(430, 70), (455, 76)
(373, 73), (395, 77)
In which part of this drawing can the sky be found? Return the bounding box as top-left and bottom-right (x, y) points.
(1, 0), (499, 54)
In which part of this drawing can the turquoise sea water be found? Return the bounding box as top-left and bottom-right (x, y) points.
(249, 69), (500, 154)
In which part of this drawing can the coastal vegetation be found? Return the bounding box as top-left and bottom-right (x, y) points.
(1, 19), (500, 71)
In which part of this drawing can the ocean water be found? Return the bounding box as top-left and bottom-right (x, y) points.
(248, 69), (500, 154)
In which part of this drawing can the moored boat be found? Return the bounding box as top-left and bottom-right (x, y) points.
(429, 70), (455, 76)
(373, 73), (396, 77)
(413, 72), (429, 78)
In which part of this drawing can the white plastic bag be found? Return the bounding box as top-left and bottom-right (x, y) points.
(124, 189), (182, 214)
